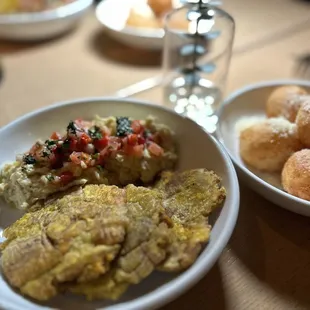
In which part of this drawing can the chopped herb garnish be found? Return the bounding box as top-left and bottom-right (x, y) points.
(67, 121), (77, 135)
(23, 154), (37, 165)
(63, 139), (71, 149)
(96, 165), (104, 171)
(92, 153), (100, 159)
(45, 140), (56, 146)
(44, 140), (58, 153)
(143, 129), (152, 138)
(46, 174), (55, 181)
(116, 117), (133, 137)
(42, 151), (50, 158)
(89, 126), (102, 140)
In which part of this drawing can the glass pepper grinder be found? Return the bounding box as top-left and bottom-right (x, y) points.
(162, 0), (235, 133)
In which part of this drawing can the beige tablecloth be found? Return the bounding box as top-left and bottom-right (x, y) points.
(1, 0), (310, 309)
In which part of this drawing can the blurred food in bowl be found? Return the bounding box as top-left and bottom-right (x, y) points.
(0, 0), (75, 14)
(148, 0), (173, 17)
(126, 2), (161, 29)
(126, 0), (187, 30)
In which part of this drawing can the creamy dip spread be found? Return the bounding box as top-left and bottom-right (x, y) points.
(0, 116), (177, 210)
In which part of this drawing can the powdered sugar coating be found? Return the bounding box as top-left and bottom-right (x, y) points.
(296, 98), (310, 147)
(282, 149), (310, 201)
(266, 85), (308, 122)
(239, 117), (303, 172)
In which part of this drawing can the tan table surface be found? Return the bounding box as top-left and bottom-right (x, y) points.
(1, 0), (310, 309)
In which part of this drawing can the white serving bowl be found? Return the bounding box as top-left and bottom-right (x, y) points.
(95, 0), (221, 50)
(217, 79), (310, 217)
(0, 98), (239, 310)
(95, 0), (165, 50)
(0, 0), (93, 41)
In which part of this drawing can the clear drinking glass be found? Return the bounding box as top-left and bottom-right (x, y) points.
(162, 2), (235, 133)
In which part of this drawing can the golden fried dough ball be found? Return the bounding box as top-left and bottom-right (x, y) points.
(296, 98), (310, 147)
(240, 118), (303, 172)
(148, 0), (173, 17)
(282, 149), (310, 201)
(126, 7), (160, 29)
(266, 85), (308, 122)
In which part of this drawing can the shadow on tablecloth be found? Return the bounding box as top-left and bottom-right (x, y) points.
(89, 29), (162, 68)
(229, 182), (310, 308)
(0, 62), (3, 85)
(0, 26), (78, 55)
(161, 263), (227, 310)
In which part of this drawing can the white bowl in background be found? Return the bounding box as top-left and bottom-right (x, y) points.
(0, 98), (239, 310)
(217, 79), (310, 217)
(0, 0), (93, 41)
(95, 0), (165, 50)
(95, 0), (221, 50)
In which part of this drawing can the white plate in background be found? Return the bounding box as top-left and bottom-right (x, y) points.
(217, 79), (310, 216)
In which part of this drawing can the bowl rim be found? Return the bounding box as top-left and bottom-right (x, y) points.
(0, 97), (240, 310)
(217, 78), (310, 208)
(0, 0), (93, 25)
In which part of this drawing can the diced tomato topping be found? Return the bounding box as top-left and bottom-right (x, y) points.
(131, 120), (143, 134)
(50, 132), (62, 140)
(127, 134), (138, 146)
(75, 118), (92, 129)
(80, 133), (92, 146)
(108, 137), (121, 151)
(132, 145), (144, 157)
(94, 136), (109, 150)
(50, 153), (64, 169)
(67, 133), (92, 152)
(70, 138), (78, 151)
(29, 142), (42, 155)
(70, 152), (92, 166)
(98, 147), (109, 164)
(70, 151), (82, 165)
(60, 171), (74, 185)
(148, 142), (164, 157)
(138, 136), (146, 145)
(24, 118), (166, 173)
(123, 144), (144, 157)
(81, 152), (92, 163)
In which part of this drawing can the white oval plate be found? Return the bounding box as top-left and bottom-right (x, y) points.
(0, 0), (93, 41)
(0, 98), (239, 310)
(217, 79), (310, 217)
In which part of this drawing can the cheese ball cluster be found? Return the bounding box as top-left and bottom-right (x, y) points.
(239, 85), (310, 201)
(240, 118), (302, 172)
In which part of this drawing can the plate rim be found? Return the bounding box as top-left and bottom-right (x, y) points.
(0, 0), (93, 25)
(217, 78), (310, 210)
(0, 97), (240, 310)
